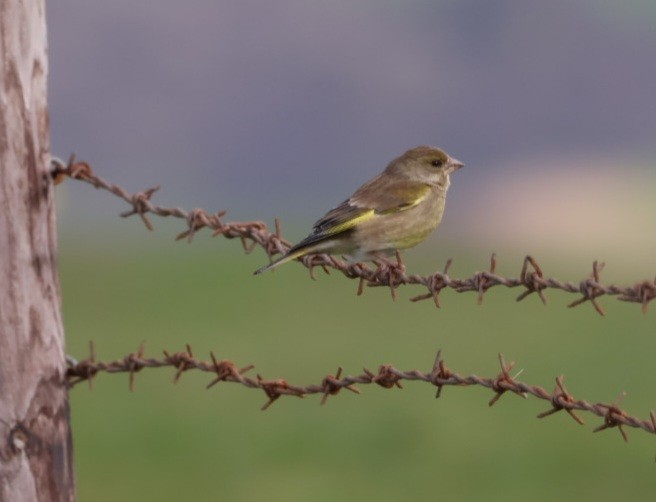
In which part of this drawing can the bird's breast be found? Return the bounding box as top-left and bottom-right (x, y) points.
(355, 188), (447, 252)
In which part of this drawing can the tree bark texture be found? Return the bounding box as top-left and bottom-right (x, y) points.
(0, 1), (75, 501)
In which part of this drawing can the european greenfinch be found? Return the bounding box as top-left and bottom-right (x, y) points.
(254, 145), (463, 274)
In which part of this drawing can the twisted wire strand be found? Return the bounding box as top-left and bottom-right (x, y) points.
(51, 156), (656, 314)
(65, 343), (656, 441)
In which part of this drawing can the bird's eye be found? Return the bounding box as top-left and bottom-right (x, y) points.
(431, 159), (444, 168)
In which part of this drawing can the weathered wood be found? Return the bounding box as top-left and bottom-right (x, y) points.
(0, 1), (75, 500)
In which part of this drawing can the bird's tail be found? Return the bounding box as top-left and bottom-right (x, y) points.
(253, 247), (310, 275)
(254, 231), (342, 275)
(254, 231), (340, 275)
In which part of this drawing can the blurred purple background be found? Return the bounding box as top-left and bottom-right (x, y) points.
(49, 1), (656, 266)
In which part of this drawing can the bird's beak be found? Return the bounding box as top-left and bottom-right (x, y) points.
(449, 157), (464, 172)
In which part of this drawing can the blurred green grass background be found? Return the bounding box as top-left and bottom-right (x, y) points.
(60, 226), (656, 501)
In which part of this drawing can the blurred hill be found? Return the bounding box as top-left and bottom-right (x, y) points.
(49, 1), (656, 226)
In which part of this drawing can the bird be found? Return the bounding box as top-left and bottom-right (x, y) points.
(254, 145), (463, 275)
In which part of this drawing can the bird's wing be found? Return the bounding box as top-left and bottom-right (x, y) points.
(311, 176), (432, 236)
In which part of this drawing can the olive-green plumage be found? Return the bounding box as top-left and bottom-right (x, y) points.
(254, 145), (463, 275)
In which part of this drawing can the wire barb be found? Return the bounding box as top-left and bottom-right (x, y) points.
(537, 376), (584, 425)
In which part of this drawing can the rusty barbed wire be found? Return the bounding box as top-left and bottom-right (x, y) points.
(65, 342), (656, 441)
(51, 155), (656, 315)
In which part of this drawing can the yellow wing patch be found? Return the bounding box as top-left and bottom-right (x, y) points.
(312, 182), (432, 236)
(325, 209), (376, 234)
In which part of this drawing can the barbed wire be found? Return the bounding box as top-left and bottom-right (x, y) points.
(51, 155), (656, 315)
(65, 342), (656, 442)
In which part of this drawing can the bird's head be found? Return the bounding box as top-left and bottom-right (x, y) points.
(386, 145), (464, 188)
